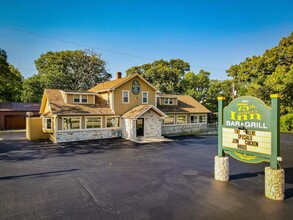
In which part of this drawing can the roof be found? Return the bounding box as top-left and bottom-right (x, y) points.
(0, 102), (40, 112)
(88, 74), (159, 93)
(157, 95), (211, 114)
(42, 89), (114, 115)
(62, 90), (96, 95)
(122, 105), (167, 119)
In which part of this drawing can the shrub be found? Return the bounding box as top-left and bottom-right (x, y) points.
(280, 113), (293, 132)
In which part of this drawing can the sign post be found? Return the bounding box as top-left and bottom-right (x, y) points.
(215, 94), (284, 200)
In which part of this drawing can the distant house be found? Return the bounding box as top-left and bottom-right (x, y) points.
(0, 102), (40, 130)
(28, 73), (210, 143)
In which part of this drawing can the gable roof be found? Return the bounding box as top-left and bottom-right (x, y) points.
(40, 89), (114, 115)
(88, 74), (160, 93)
(157, 95), (211, 114)
(0, 102), (40, 112)
(122, 105), (167, 119)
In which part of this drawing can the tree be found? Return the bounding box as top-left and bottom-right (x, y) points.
(181, 70), (211, 102)
(226, 32), (293, 113)
(204, 79), (234, 113)
(126, 59), (190, 94)
(21, 74), (44, 103)
(35, 50), (111, 91)
(0, 49), (23, 102)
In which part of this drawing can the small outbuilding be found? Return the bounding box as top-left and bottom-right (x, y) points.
(0, 102), (40, 130)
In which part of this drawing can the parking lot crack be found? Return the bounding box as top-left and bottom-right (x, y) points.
(71, 174), (120, 215)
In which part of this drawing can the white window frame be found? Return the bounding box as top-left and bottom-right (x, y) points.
(122, 90), (129, 103)
(198, 114), (207, 124)
(164, 115), (175, 125)
(61, 117), (82, 130)
(176, 115), (187, 124)
(85, 116), (103, 129)
(73, 95), (80, 103)
(45, 118), (53, 130)
(106, 116), (121, 128)
(142, 91), (148, 104)
(73, 94), (88, 103)
(164, 98), (173, 105)
(81, 95), (88, 103)
(190, 115), (199, 124)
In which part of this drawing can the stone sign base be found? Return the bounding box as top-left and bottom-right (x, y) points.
(265, 167), (285, 200)
(214, 156), (229, 181)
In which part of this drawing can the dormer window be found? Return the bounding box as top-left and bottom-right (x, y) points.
(164, 98), (173, 105)
(81, 95), (88, 103)
(73, 94), (88, 103)
(74, 95), (80, 103)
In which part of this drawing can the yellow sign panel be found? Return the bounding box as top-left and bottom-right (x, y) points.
(222, 127), (271, 155)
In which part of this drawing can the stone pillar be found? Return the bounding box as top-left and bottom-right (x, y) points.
(265, 167), (285, 200)
(214, 156), (229, 181)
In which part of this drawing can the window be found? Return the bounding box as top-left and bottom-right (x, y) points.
(73, 94), (88, 103)
(122, 91), (129, 103)
(177, 115), (186, 124)
(106, 117), (120, 128)
(190, 115), (198, 124)
(164, 115), (175, 125)
(142, 92), (148, 104)
(164, 98), (173, 105)
(199, 115), (207, 123)
(86, 117), (102, 129)
(73, 95), (80, 103)
(81, 95), (88, 103)
(62, 117), (81, 130)
(45, 118), (52, 130)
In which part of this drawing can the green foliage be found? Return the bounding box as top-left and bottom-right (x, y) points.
(226, 32), (293, 113)
(126, 59), (190, 94)
(21, 74), (44, 102)
(181, 70), (211, 102)
(280, 113), (293, 132)
(0, 49), (23, 102)
(35, 49), (111, 90)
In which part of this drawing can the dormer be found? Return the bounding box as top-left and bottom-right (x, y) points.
(61, 90), (96, 104)
(157, 95), (178, 106)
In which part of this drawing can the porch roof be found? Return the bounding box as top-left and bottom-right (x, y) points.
(122, 105), (167, 119)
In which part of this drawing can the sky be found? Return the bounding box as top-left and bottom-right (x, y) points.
(1, 0), (293, 80)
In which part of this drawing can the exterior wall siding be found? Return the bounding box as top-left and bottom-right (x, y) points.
(113, 76), (157, 115)
(55, 128), (121, 143)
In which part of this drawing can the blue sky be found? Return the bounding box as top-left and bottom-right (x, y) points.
(1, 0), (293, 80)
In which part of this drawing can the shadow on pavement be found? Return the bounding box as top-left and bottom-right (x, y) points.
(0, 168), (79, 180)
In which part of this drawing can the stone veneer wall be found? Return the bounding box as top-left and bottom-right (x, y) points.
(121, 119), (136, 140)
(55, 128), (121, 143)
(142, 110), (162, 138)
(162, 123), (212, 136)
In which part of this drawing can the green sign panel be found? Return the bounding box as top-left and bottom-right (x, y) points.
(132, 80), (140, 95)
(217, 95), (280, 169)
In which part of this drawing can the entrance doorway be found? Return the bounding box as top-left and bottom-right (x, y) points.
(136, 118), (144, 136)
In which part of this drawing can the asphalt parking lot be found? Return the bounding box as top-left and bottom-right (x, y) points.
(0, 132), (292, 220)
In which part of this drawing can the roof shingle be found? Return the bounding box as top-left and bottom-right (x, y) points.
(157, 95), (210, 113)
(44, 89), (114, 115)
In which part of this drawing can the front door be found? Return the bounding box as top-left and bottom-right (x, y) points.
(136, 118), (144, 136)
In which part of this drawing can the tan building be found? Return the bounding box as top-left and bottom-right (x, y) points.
(28, 73), (210, 143)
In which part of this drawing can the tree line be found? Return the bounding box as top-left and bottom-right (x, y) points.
(1, 32), (292, 131)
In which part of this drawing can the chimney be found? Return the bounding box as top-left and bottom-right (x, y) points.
(116, 72), (122, 79)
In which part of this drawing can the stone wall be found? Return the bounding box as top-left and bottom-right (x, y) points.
(55, 128), (121, 143)
(121, 119), (136, 140)
(162, 123), (216, 136)
(142, 110), (162, 138)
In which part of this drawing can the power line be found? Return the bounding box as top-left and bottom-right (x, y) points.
(0, 25), (227, 71)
